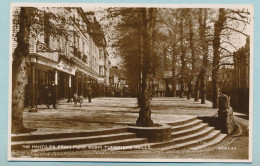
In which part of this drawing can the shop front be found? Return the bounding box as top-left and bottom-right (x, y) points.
(26, 54), (76, 110)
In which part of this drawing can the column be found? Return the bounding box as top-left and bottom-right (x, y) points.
(55, 70), (58, 105)
(29, 63), (37, 112)
(75, 71), (78, 95)
(81, 72), (84, 96)
(86, 75), (88, 97)
(95, 79), (98, 97)
(67, 74), (72, 102)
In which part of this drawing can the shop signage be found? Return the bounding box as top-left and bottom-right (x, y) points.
(57, 61), (76, 75)
(29, 56), (57, 68)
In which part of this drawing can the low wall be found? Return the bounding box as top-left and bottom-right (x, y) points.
(127, 124), (172, 143)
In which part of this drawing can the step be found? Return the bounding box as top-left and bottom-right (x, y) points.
(32, 137), (148, 152)
(160, 130), (221, 151)
(133, 126), (214, 149)
(171, 127), (215, 144)
(171, 119), (203, 132)
(11, 127), (127, 142)
(117, 127), (216, 151)
(171, 123), (208, 138)
(167, 117), (197, 126)
(12, 132), (136, 150)
(189, 133), (227, 150)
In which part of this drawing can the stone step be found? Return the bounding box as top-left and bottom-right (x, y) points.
(128, 126), (215, 150)
(189, 133), (227, 150)
(31, 137), (148, 152)
(117, 127), (216, 151)
(11, 127), (127, 142)
(171, 119), (202, 132)
(171, 123), (208, 138)
(160, 130), (221, 151)
(167, 117), (197, 126)
(12, 132), (136, 150)
(171, 127), (215, 144)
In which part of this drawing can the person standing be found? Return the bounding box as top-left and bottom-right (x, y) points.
(49, 81), (57, 109)
(87, 86), (93, 103)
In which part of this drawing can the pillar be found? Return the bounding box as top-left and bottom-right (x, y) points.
(75, 71), (78, 95)
(55, 70), (58, 105)
(29, 63), (37, 112)
(81, 72), (84, 96)
(67, 74), (72, 102)
(95, 79), (98, 97)
(86, 75), (89, 95)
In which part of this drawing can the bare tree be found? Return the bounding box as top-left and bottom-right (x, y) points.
(198, 8), (209, 104)
(212, 8), (250, 108)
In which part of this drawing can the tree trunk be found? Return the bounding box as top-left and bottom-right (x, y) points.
(194, 71), (201, 101)
(200, 69), (206, 104)
(198, 9), (209, 104)
(137, 70), (142, 108)
(212, 8), (227, 108)
(12, 7), (31, 133)
(172, 80), (176, 97)
(136, 73), (153, 126)
(179, 9), (186, 98)
(136, 8), (156, 127)
(187, 81), (192, 99)
(172, 40), (177, 97)
(188, 9), (195, 100)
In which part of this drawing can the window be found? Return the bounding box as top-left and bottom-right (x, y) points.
(99, 49), (104, 60)
(99, 66), (104, 76)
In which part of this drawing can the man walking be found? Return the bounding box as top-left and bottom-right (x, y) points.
(49, 81), (57, 109)
(87, 86), (93, 103)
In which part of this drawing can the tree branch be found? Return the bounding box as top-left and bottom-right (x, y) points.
(221, 41), (238, 51)
(226, 16), (249, 24)
(220, 46), (232, 54)
(228, 9), (250, 19)
(223, 26), (249, 37)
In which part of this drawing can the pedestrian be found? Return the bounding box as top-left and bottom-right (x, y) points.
(87, 86), (93, 103)
(49, 81), (57, 109)
(45, 85), (51, 108)
(73, 93), (78, 107)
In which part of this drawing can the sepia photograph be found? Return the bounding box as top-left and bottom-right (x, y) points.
(8, 3), (253, 162)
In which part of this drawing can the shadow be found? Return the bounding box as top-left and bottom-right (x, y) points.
(235, 115), (249, 120)
(13, 127), (37, 134)
(198, 117), (222, 130)
(150, 105), (212, 109)
(198, 116), (242, 135)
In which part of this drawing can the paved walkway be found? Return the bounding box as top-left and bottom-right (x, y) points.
(21, 97), (218, 135)
(13, 97), (250, 160)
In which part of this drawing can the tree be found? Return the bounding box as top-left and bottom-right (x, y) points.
(198, 8), (209, 104)
(187, 9), (196, 100)
(12, 7), (79, 133)
(103, 7), (158, 126)
(136, 8), (157, 126)
(12, 7), (31, 133)
(179, 9), (187, 98)
(211, 8), (250, 108)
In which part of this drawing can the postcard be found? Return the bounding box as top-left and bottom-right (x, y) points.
(8, 3), (253, 162)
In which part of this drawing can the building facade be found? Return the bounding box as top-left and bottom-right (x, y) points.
(12, 7), (110, 108)
(232, 38), (250, 112)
